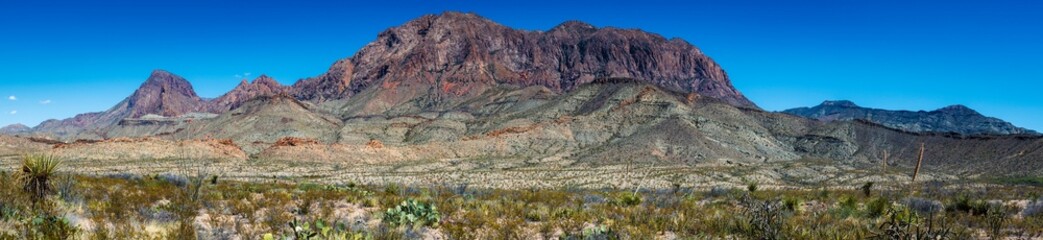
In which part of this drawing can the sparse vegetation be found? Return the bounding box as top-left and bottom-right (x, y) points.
(0, 158), (1042, 239)
(861, 181), (874, 197)
(382, 199), (441, 228)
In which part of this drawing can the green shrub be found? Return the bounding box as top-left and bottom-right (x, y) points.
(53, 175), (80, 204)
(383, 199), (441, 228)
(985, 204), (1008, 238)
(865, 197), (891, 218)
(0, 170), (24, 221)
(993, 176), (1043, 187)
(782, 196), (803, 213)
(876, 205), (918, 239)
(902, 197), (943, 215)
(747, 182), (759, 193)
(577, 224), (618, 240)
(612, 192), (642, 207)
(19, 214), (79, 240)
(833, 196), (860, 218)
(524, 203), (551, 221)
(266, 219), (373, 240)
(875, 205), (956, 239)
(948, 195), (989, 215)
(861, 182), (874, 197)
(18, 154), (62, 205)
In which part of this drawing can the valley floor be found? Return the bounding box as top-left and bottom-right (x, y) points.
(1, 156), (1043, 239)
(0, 154), (954, 190)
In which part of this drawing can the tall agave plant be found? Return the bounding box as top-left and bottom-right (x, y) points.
(18, 154), (62, 206)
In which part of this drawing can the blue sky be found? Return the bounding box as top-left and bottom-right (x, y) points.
(1, 0), (1040, 131)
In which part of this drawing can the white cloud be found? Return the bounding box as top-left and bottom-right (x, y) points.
(8, 110), (16, 115)
(7, 96), (15, 101)
(244, 72), (252, 76)
(40, 99), (52, 104)
(234, 74), (243, 78)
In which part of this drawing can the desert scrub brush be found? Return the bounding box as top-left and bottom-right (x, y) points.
(18, 154), (62, 206)
(382, 198), (441, 228)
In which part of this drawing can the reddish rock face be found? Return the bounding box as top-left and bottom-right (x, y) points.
(126, 70), (207, 118)
(30, 70), (210, 139)
(32, 12), (759, 140)
(291, 59), (353, 101)
(293, 12), (756, 108)
(213, 75), (289, 111)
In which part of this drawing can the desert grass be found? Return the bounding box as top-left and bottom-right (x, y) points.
(0, 170), (1041, 239)
(0, 154), (1038, 239)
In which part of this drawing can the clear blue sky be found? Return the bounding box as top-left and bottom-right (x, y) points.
(1, 0), (1040, 131)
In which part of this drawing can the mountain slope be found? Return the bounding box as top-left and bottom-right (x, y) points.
(212, 75), (289, 112)
(122, 69), (208, 118)
(173, 95), (342, 153)
(32, 70), (209, 139)
(782, 100), (1037, 135)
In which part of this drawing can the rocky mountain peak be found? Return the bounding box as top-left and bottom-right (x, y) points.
(252, 75), (280, 87)
(214, 75), (288, 111)
(125, 70), (205, 117)
(551, 20), (598, 33)
(821, 100), (859, 108)
(936, 104), (978, 115)
(138, 69), (199, 98)
(293, 11), (756, 108)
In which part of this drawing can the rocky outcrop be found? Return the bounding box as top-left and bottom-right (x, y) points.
(171, 95), (342, 154)
(782, 100), (1038, 135)
(212, 75), (289, 112)
(292, 12), (755, 109)
(124, 70), (208, 118)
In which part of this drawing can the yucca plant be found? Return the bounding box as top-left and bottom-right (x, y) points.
(18, 154), (62, 207)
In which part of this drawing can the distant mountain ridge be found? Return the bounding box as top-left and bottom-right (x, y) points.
(0, 124), (30, 135)
(782, 100), (1037, 136)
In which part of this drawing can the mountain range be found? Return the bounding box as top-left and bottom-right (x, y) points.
(783, 100), (1037, 136)
(2, 12), (1041, 176)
